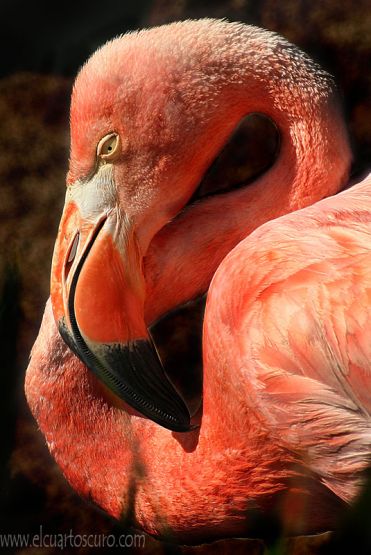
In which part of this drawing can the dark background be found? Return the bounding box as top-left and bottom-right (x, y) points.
(0, 0), (370, 553)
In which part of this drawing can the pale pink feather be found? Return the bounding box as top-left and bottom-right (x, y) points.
(208, 173), (371, 503)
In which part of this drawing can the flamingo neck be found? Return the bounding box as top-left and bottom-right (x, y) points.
(140, 25), (351, 324)
(143, 44), (351, 323)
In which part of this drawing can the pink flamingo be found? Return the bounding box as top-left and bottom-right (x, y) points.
(25, 19), (370, 542)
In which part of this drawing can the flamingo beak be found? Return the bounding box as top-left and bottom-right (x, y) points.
(50, 174), (191, 432)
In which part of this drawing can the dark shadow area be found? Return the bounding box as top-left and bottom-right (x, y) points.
(0, 0), (152, 78)
(151, 297), (205, 417)
(0, 265), (21, 525)
(319, 469), (371, 555)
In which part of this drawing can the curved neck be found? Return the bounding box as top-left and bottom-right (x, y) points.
(144, 88), (351, 323)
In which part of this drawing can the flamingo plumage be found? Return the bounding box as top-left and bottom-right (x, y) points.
(24, 19), (370, 542)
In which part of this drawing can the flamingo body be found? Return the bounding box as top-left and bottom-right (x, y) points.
(24, 19), (370, 542)
(207, 172), (371, 504)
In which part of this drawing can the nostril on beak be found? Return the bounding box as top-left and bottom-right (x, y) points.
(65, 231), (80, 279)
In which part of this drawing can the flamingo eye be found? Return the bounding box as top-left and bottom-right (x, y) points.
(190, 113), (280, 202)
(97, 133), (120, 160)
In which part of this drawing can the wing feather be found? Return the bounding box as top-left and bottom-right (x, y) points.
(221, 174), (371, 501)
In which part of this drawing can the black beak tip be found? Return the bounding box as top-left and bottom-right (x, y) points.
(58, 319), (193, 433)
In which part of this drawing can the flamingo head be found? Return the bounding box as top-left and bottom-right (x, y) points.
(50, 20), (350, 433)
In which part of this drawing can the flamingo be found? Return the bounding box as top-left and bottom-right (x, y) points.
(24, 19), (370, 542)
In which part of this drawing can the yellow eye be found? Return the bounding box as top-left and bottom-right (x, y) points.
(97, 133), (120, 160)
